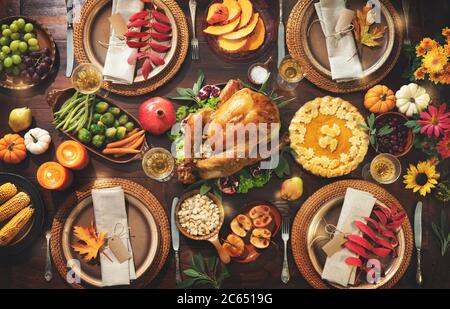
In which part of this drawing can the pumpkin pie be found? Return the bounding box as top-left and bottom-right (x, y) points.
(289, 97), (369, 178)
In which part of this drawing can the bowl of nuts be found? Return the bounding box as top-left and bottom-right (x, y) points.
(175, 190), (230, 263)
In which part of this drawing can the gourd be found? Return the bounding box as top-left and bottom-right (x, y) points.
(395, 83), (430, 117)
(0, 134), (27, 164)
(364, 85), (396, 113)
(24, 128), (51, 155)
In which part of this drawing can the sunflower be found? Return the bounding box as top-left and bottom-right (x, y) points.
(414, 67), (426, 80)
(404, 161), (440, 196)
(419, 37), (439, 51)
(422, 46), (448, 73)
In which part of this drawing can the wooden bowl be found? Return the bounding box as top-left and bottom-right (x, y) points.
(47, 88), (149, 164)
(373, 112), (413, 157)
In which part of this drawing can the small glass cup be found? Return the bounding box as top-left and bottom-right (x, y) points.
(142, 147), (175, 182)
(276, 55), (305, 91)
(71, 63), (103, 94)
(362, 153), (402, 185)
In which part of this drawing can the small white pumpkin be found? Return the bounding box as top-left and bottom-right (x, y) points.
(395, 83), (430, 117)
(24, 128), (51, 155)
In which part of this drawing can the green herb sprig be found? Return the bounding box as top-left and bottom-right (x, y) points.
(358, 113), (393, 147)
(177, 254), (230, 289)
(432, 180), (450, 256)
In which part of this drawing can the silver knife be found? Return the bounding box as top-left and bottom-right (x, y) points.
(65, 0), (74, 77)
(414, 201), (423, 286)
(277, 0), (285, 68)
(171, 197), (182, 284)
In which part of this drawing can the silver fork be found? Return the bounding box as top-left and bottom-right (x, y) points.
(274, 200), (290, 284)
(44, 231), (53, 282)
(189, 0), (199, 60)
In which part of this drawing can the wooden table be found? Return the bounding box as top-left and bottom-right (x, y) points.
(0, 0), (449, 289)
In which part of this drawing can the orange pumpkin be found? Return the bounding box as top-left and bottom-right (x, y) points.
(0, 134), (27, 164)
(364, 85), (396, 114)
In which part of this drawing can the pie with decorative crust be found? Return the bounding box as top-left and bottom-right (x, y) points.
(289, 97), (369, 178)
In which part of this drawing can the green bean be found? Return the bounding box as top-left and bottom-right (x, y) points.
(62, 102), (86, 131)
(58, 91), (79, 111)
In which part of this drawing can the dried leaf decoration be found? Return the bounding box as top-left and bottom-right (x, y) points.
(71, 223), (106, 262)
(352, 5), (387, 53)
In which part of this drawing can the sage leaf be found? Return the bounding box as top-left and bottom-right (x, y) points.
(183, 268), (202, 278)
(200, 183), (212, 195)
(191, 254), (206, 273)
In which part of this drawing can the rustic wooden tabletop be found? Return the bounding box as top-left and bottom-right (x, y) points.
(0, 0), (449, 289)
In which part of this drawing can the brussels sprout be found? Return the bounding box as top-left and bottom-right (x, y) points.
(108, 107), (121, 116)
(100, 112), (115, 126)
(124, 122), (135, 132)
(77, 128), (92, 144)
(92, 135), (106, 148)
(114, 119), (120, 128)
(105, 127), (117, 140)
(116, 126), (127, 140)
(95, 101), (109, 114)
(118, 114), (128, 125)
(93, 113), (102, 122)
(90, 123), (106, 135)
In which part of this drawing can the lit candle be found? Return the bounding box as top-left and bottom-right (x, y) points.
(56, 141), (89, 170)
(37, 162), (73, 190)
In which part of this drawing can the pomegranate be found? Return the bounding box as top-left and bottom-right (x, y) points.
(138, 97), (176, 135)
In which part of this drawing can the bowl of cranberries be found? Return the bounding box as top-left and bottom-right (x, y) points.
(373, 112), (413, 157)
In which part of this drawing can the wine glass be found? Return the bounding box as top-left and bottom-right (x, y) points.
(362, 153), (402, 184)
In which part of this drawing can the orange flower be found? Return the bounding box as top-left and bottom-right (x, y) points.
(445, 44), (450, 56)
(414, 67), (426, 80)
(442, 27), (450, 39)
(416, 45), (427, 56)
(419, 37), (439, 51)
(422, 46), (448, 73)
(429, 71), (442, 84)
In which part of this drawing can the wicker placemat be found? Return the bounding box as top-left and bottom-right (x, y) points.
(50, 178), (170, 289)
(291, 180), (413, 289)
(286, 0), (404, 93)
(74, 0), (189, 97)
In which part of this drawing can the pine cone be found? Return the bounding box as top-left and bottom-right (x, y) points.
(177, 161), (197, 184)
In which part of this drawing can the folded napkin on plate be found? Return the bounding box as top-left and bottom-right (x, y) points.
(314, 0), (363, 81)
(92, 186), (136, 287)
(321, 188), (376, 287)
(103, 0), (144, 84)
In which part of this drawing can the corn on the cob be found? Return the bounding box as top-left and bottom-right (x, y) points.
(0, 192), (31, 222)
(0, 182), (17, 204)
(0, 206), (34, 246)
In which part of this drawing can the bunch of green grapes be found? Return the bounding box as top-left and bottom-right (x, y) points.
(0, 18), (50, 83)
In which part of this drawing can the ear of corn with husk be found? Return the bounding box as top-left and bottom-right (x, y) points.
(0, 182), (17, 204)
(0, 206), (34, 246)
(0, 192), (31, 222)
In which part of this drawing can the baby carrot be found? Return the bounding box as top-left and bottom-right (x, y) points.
(106, 130), (145, 148)
(102, 148), (140, 155)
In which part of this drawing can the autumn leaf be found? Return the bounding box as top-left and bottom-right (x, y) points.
(352, 5), (386, 53)
(362, 25), (387, 47)
(71, 223), (105, 262)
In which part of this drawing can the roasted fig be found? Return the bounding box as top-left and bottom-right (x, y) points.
(230, 214), (252, 237)
(223, 234), (245, 257)
(250, 228), (271, 249)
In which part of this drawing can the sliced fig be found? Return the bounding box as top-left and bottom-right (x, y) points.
(250, 228), (271, 249)
(230, 214), (252, 237)
(223, 234), (245, 257)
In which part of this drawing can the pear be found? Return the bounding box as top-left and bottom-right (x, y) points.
(280, 176), (304, 201)
(9, 107), (32, 132)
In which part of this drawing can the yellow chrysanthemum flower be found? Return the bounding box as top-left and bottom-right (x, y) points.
(416, 45), (427, 57)
(414, 67), (426, 80)
(445, 44), (450, 56)
(419, 37), (439, 51)
(422, 46), (448, 73)
(442, 27), (450, 39)
(403, 161), (440, 196)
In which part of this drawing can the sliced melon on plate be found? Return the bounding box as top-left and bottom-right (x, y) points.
(203, 16), (241, 36)
(221, 12), (259, 40)
(242, 17), (265, 51)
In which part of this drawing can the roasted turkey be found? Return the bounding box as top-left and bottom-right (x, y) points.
(177, 80), (281, 183)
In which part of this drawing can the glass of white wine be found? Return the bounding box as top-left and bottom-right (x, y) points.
(362, 153), (402, 184)
(71, 63), (103, 94)
(142, 147), (175, 182)
(276, 55), (305, 91)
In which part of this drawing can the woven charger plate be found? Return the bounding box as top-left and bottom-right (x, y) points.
(50, 178), (170, 289)
(286, 0), (403, 93)
(291, 180), (413, 289)
(74, 0), (188, 96)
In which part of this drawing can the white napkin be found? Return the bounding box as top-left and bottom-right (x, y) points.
(314, 0), (363, 81)
(102, 0), (144, 84)
(321, 188), (376, 287)
(92, 187), (136, 287)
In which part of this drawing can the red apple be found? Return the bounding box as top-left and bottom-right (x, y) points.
(138, 97), (176, 135)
